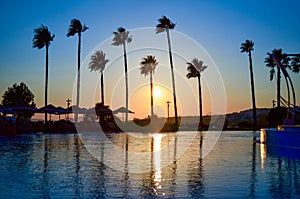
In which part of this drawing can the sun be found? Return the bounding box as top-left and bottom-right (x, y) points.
(153, 88), (162, 98)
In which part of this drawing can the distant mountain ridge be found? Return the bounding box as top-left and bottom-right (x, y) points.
(225, 108), (271, 128)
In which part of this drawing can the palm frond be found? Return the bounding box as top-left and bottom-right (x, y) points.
(265, 48), (292, 70)
(265, 53), (276, 68)
(127, 36), (132, 43)
(156, 25), (165, 34)
(270, 68), (275, 81)
(118, 27), (125, 32)
(140, 55), (158, 76)
(82, 24), (89, 32)
(156, 15), (175, 34)
(186, 58), (208, 79)
(240, 39), (254, 53)
(67, 19), (88, 37)
(140, 67), (150, 76)
(192, 58), (208, 72)
(33, 24), (55, 49)
(186, 62), (199, 79)
(291, 57), (300, 73)
(112, 27), (132, 46)
(89, 50), (109, 73)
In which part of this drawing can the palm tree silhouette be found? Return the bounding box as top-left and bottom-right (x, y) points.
(241, 39), (257, 127)
(265, 49), (290, 108)
(112, 27), (132, 123)
(140, 55), (159, 118)
(67, 18), (88, 123)
(156, 15), (178, 128)
(32, 25), (55, 125)
(89, 50), (109, 105)
(186, 58), (207, 128)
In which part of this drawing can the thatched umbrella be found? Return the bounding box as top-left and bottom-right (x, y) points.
(55, 106), (71, 120)
(38, 104), (59, 121)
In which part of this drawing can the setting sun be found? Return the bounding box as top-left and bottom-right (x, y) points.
(154, 88), (162, 98)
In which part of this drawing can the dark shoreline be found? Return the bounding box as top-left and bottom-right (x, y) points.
(0, 117), (266, 136)
(1, 127), (263, 136)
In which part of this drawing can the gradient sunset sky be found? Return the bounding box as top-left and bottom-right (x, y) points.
(0, 0), (299, 118)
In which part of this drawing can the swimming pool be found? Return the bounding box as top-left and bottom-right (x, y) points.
(0, 131), (299, 198)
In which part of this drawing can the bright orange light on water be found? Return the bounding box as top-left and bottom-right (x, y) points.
(153, 134), (164, 190)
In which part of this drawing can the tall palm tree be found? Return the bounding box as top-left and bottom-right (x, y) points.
(67, 18), (88, 123)
(265, 48), (290, 108)
(140, 55), (159, 118)
(186, 58), (208, 128)
(112, 27), (132, 123)
(89, 50), (109, 105)
(241, 39), (257, 127)
(156, 15), (178, 128)
(32, 25), (55, 125)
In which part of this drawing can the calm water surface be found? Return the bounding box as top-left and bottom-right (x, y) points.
(0, 131), (300, 198)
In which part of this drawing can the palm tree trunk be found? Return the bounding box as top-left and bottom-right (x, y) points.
(75, 33), (81, 123)
(123, 42), (129, 123)
(45, 45), (48, 126)
(277, 67), (281, 108)
(150, 72), (154, 118)
(198, 75), (203, 127)
(101, 71), (104, 105)
(249, 51), (257, 127)
(166, 29), (178, 128)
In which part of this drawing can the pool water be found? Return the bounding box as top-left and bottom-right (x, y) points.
(0, 131), (300, 198)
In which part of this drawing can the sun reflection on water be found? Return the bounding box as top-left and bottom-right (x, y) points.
(260, 130), (267, 170)
(152, 133), (165, 192)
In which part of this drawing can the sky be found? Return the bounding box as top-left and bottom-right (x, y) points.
(0, 0), (300, 119)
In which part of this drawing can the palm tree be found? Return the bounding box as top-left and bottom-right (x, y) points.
(265, 49), (290, 108)
(89, 50), (109, 105)
(140, 55), (159, 118)
(241, 39), (257, 127)
(32, 25), (55, 125)
(67, 18), (88, 123)
(186, 58), (207, 128)
(156, 15), (178, 128)
(112, 27), (132, 123)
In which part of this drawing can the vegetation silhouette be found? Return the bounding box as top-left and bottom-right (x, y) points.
(139, 55), (159, 118)
(95, 102), (122, 132)
(2, 82), (35, 108)
(291, 56), (300, 73)
(67, 19), (88, 123)
(156, 15), (178, 129)
(267, 107), (287, 127)
(89, 50), (109, 105)
(2, 82), (36, 128)
(112, 27), (132, 123)
(32, 25), (55, 126)
(241, 39), (257, 128)
(186, 58), (208, 129)
(265, 49), (291, 108)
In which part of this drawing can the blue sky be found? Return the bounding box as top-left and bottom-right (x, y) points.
(0, 0), (300, 117)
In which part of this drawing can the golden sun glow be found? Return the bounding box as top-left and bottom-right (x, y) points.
(153, 88), (162, 99)
(129, 84), (180, 119)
